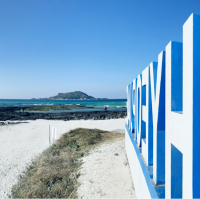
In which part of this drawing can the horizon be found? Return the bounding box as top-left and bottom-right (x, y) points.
(0, 98), (127, 100)
(0, 97), (126, 100)
(1, 0), (200, 99)
(0, 90), (127, 100)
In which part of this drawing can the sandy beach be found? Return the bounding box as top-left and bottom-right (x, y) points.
(0, 118), (135, 198)
(77, 137), (136, 198)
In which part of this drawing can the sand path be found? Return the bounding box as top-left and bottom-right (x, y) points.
(77, 137), (136, 198)
(0, 119), (135, 198)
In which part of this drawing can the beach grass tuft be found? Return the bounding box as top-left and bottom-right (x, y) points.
(9, 128), (124, 198)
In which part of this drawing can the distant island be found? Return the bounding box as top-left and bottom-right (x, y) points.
(31, 91), (108, 100)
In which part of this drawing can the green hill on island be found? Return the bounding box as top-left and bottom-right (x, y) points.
(32, 91), (107, 100)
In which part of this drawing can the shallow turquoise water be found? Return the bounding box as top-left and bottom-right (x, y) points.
(0, 99), (127, 111)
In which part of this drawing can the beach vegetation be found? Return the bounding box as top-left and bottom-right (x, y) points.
(9, 128), (124, 198)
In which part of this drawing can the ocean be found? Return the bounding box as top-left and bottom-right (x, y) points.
(0, 99), (127, 112)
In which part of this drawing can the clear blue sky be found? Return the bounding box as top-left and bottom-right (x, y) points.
(0, 0), (200, 99)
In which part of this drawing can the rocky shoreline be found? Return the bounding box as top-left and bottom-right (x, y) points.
(0, 107), (127, 121)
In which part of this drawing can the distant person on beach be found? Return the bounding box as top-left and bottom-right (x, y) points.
(104, 106), (107, 111)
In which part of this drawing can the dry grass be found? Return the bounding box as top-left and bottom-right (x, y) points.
(9, 128), (124, 198)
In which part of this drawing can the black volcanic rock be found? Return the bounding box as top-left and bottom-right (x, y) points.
(0, 107), (127, 121)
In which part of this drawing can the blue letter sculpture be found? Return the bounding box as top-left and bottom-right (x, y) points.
(125, 13), (200, 199)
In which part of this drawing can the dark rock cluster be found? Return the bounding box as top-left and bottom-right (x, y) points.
(0, 107), (127, 121)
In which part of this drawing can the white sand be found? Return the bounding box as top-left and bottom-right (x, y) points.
(0, 118), (135, 198)
(77, 138), (136, 198)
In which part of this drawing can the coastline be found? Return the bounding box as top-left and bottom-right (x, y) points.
(0, 105), (134, 198)
(0, 106), (127, 121)
(0, 118), (127, 198)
